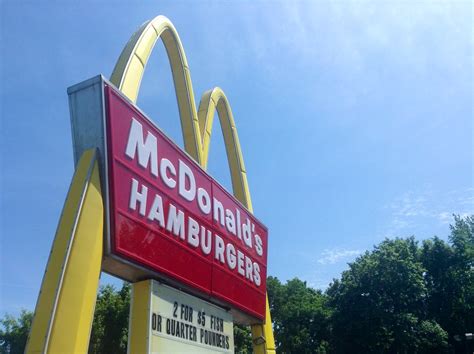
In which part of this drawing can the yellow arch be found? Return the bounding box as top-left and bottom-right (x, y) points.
(197, 87), (252, 209)
(111, 15), (274, 353)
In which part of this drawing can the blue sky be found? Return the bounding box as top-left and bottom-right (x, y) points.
(1, 1), (472, 316)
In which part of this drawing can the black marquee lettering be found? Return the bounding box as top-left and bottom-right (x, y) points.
(173, 301), (178, 317)
(157, 315), (162, 332)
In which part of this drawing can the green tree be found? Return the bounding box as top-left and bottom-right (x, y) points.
(0, 310), (33, 354)
(3, 215), (471, 353)
(421, 215), (474, 350)
(327, 237), (448, 353)
(88, 282), (131, 354)
(234, 324), (252, 353)
(268, 276), (330, 353)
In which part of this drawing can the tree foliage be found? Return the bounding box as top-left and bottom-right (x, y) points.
(268, 277), (330, 353)
(0, 310), (33, 354)
(1, 215), (472, 353)
(88, 282), (131, 354)
(327, 237), (448, 353)
(421, 215), (474, 352)
(324, 215), (473, 353)
(233, 324), (253, 353)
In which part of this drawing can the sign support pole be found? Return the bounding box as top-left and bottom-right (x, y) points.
(110, 15), (276, 353)
(251, 295), (276, 354)
(127, 280), (153, 353)
(25, 149), (103, 353)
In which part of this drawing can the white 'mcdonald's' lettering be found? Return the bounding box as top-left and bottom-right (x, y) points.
(126, 118), (158, 177)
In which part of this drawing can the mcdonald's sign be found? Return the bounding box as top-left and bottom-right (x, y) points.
(68, 78), (268, 321)
(26, 15), (275, 353)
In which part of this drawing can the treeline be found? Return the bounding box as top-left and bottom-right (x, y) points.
(1, 215), (472, 353)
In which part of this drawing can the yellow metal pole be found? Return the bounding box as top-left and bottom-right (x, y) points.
(251, 295), (276, 354)
(25, 149), (103, 353)
(111, 15), (276, 353)
(127, 280), (152, 354)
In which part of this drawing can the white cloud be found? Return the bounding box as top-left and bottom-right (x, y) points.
(388, 191), (430, 218)
(438, 212), (452, 224)
(438, 211), (473, 224)
(384, 187), (473, 235)
(317, 248), (362, 265)
(458, 193), (474, 206)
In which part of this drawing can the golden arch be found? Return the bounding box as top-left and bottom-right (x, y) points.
(111, 15), (275, 353)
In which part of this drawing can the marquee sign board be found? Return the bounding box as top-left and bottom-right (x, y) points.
(147, 280), (234, 353)
(68, 75), (268, 322)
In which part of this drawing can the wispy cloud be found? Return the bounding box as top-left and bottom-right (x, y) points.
(317, 248), (362, 265)
(384, 187), (473, 236)
(196, 1), (470, 82)
(389, 191), (433, 217)
(437, 211), (452, 224)
(438, 211), (473, 225)
(250, 1), (470, 73)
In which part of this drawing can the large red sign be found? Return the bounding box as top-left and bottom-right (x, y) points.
(104, 85), (268, 320)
